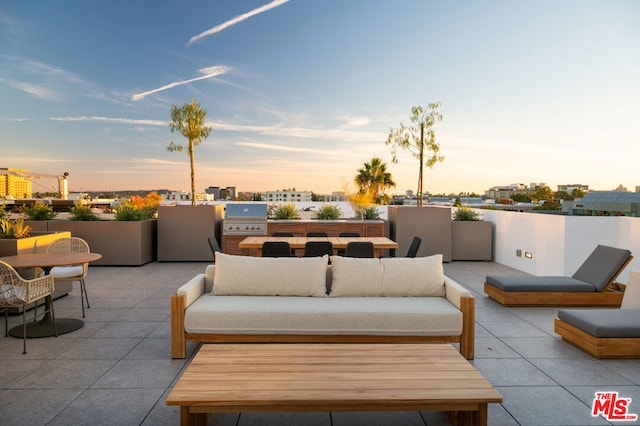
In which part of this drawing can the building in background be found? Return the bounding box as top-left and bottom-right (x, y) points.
(570, 191), (640, 217)
(0, 168), (33, 198)
(205, 186), (237, 201)
(267, 189), (312, 203)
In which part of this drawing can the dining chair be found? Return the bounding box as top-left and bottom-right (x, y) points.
(306, 232), (328, 237)
(344, 241), (375, 258)
(337, 232), (361, 255)
(1, 260), (57, 354)
(208, 236), (221, 260)
(272, 232), (294, 237)
(262, 241), (293, 257)
(46, 237), (91, 318)
(303, 241), (334, 258)
(405, 236), (422, 258)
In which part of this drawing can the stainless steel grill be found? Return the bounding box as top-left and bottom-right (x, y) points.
(223, 203), (268, 236)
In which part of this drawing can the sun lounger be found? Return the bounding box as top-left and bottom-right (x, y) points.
(554, 271), (640, 358)
(484, 245), (633, 307)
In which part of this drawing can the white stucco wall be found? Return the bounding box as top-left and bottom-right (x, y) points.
(482, 209), (639, 283)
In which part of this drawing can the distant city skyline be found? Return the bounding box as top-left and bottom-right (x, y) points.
(2, 1), (639, 195)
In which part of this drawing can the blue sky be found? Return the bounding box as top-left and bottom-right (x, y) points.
(1, 0), (639, 195)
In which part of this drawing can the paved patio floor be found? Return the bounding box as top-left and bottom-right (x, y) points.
(1, 261), (639, 425)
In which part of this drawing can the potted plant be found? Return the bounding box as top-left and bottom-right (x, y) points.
(313, 204), (342, 220)
(270, 203), (301, 220)
(23, 202), (56, 231)
(451, 206), (492, 261)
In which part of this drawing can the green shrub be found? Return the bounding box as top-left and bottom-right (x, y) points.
(271, 203), (300, 220)
(352, 204), (381, 220)
(314, 204), (341, 220)
(23, 203), (57, 220)
(114, 205), (147, 221)
(70, 205), (100, 221)
(453, 206), (481, 221)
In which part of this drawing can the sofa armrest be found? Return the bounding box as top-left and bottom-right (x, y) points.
(177, 273), (206, 308)
(444, 275), (472, 310)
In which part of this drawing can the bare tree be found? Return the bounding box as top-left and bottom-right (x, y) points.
(386, 103), (443, 207)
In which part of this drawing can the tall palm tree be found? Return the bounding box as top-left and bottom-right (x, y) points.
(354, 157), (396, 204)
(167, 99), (212, 206)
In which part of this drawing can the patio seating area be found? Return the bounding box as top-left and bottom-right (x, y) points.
(1, 260), (639, 425)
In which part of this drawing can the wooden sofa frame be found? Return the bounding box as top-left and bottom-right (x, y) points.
(554, 317), (640, 359)
(484, 255), (632, 307)
(170, 294), (476, 360)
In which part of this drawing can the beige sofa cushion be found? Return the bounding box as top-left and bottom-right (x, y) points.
(185, 295), (463, 336)
(329, 255), (444, 297)
(212, 252), (328, 297)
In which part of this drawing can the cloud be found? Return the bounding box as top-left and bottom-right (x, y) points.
(187, 0), (290, 46)
(235, 141), (339, 156)
(50, 116), (167, 126)
(0, 77), (58, 100)
(131, 66), (231, 101)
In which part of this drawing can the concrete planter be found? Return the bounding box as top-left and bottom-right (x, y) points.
(0, 230), (72, 257)
(47, 220), (157, 266)
(388, 206), (452, 261)
(157, 205), (224, 261)
(451, 221), (493, 261)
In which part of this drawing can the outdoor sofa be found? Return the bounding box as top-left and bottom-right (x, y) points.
(171, 252), (475, 359)
(484, 245), (632, 307)
(554, 270), (640, 358)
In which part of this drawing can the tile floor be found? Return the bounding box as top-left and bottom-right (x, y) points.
(1, 261), (639, 425)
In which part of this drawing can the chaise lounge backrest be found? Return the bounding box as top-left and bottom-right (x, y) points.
(571, 245), (633, 292)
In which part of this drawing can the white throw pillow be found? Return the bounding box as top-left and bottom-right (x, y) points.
(212, 252), (328, 297)
(329, 255), (445, 297)
(381, 255), (445, 297)
(621, 270), (640, 309)
(328, 256), (384, 297)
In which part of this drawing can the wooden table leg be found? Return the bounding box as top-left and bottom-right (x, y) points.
(181, 406), (209, 426)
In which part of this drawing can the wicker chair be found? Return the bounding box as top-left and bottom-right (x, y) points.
(1, 260), (57, 354)
(47, 237), (91, 317)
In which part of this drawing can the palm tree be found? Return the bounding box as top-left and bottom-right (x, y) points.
(354, 157), (396, 204)
(167, 99), (212, 206)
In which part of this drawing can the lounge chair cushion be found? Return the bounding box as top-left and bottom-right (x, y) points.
(571, 245), (632, 292)
(485, 275), (595, 292)
(557, 309), (640, 338)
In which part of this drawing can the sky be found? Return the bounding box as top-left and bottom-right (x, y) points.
(1, 0), (639, 196)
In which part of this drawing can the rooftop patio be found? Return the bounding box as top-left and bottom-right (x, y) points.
(1, 259), (639, 425)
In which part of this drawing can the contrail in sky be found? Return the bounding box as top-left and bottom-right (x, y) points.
(131, 66), (231, 101)
(187, 0), (290, 46)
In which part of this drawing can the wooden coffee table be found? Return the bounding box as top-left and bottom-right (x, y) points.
(166, 343), (502, 426)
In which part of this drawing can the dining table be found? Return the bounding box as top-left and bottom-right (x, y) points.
(238, 236), (398, 258)
(0, 251), (102, 338)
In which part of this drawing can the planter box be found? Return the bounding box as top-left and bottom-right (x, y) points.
(0, 230), (71, 257)
(388, 206), (452, 261)
(157, 205), (224, 261)
(47, 220), (157, 266)
(452, 221), (493, 261)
